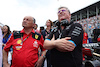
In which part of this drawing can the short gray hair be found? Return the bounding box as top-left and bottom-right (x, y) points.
(58, 6), (70, 14)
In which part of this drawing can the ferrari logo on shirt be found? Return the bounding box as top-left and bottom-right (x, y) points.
(17, 39), (22, 44)
(35, 34), (38, 39)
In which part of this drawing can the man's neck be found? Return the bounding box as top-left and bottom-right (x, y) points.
(24, 28), (33, 35)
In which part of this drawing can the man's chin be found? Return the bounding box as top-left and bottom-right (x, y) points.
(60, 18), (65, 21)
(60, 17), (65, 20)
(23, 26), (26, 28)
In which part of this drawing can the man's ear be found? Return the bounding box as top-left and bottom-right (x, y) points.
(33, 23), (35, 28)
(69, 14), (71, 20)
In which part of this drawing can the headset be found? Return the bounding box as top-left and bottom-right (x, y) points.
(53, 19), (70, 26)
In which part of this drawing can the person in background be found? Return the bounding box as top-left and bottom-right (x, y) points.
(82, 27), (88, 61)
(34, 24), (44, 61)
(43, 6), (83, 67)
(34, 24), (40, 33)
(2, 25), (12, 65)
(0, 26), (3, 67)
(2, 25), (11, 48)
(41, 19), (53, 67)
(3, 16), (46, 67)
(41, 19), (53, 40)
(39, 26), (45, 34)
(82, 27), (88, 44)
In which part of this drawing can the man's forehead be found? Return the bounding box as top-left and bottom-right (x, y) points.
(59, 8), (67, 10)
(24, 16), (33, 19)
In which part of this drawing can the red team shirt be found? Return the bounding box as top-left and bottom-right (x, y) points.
(82, 32), (88, 61)
(4, 29), (45, 67)
(83, 32), (88, 44)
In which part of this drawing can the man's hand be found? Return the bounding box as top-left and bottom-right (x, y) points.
(34, 50), (46, 67)
(34, 56), (44, 67)
(55, 37), (75, 52)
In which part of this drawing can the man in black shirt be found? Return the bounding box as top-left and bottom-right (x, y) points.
(43, 6), (83, 67)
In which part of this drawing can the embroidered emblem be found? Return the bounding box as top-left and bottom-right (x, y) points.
(33, 41), (38, 48)
(16, 46), (22, 50)
(35, 34), (38, 39)
(17, 40), (22, 44)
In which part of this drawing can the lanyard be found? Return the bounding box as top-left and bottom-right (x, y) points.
(20, 34), (31, 45)
(58, 30), (62, 39)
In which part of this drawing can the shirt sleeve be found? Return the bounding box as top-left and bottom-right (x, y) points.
(39, 35), (45, 51)
(68, 23), (83, 46)
(3, 33), (14, 52)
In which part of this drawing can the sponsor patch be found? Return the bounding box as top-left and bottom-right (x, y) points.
(16, 46), (22, 50)
(33, 41), (38, 48)
(17, 39), (22, 44)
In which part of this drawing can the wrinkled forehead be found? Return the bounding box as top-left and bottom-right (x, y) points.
(58, 8), (68, 11)
(58, 7), (70, 14)
(24, 16), (33, 20)
(59, 7), (66, 10)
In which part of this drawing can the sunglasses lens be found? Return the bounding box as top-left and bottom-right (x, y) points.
(58, 11), (60, 13)
(58, 10), (66, 13)
(62, 10), (66, 12)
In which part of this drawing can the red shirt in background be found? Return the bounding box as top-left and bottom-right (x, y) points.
(82, 32), (88, 61)
(83, 32), (88, 44)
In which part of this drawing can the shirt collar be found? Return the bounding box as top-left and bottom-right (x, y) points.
(20, 29), (35, 33)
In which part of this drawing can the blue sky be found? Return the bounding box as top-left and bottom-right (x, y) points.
(0, 0), (99, 31)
